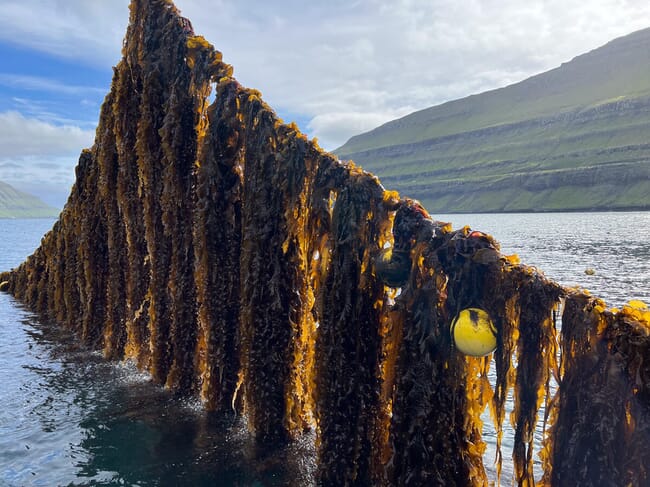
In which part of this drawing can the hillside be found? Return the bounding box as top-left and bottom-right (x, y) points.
(335, 28), (650, 212)
(0, 181), (59, 218)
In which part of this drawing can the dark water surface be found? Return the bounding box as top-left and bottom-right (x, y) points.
(1, 213), (649, 485)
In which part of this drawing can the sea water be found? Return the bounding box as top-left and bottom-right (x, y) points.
(1, 213), (649, 486)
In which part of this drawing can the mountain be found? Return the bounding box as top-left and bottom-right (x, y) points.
(335, 28), (650, 212)
(0, 181), (59, 218)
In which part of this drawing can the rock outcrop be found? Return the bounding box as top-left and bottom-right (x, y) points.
(335, 28), (650, 213)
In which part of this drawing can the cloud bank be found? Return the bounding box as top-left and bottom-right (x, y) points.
(174, 0), (650, 148)
(2, 0), (649, 149)
(0, 111), (94, 157)
(0, 0), (648, 206)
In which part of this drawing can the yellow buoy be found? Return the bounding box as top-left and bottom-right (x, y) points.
(451, 307), (497, 357)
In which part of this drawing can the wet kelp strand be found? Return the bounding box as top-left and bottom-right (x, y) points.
(315, 171), (393, 485)
(542, 292), (650, 486)
(1, 1), (649, 485)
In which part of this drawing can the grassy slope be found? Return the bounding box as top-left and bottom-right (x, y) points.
(335, 28), (650, 212)
(0, 181), (60, 218)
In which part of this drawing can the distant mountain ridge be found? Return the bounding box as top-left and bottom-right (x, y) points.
(0, 181), (59, 218)
(335, 27), (650, 212)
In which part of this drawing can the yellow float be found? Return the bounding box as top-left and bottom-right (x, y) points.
(451, 307), (497, 357)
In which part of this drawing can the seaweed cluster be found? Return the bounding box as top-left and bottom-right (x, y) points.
(541, 294), (650, 486)
(1, 1), (649, 485)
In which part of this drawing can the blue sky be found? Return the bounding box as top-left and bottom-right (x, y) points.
(0, 43), (107, 207)
(0, 0), (649, 208)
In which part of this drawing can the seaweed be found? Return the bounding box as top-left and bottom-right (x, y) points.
(543, 293), (650, 486)
(314, 170), (392, 485)
(238, 86), (320, 443)
(387, 202), (490, 486)
(192, 78), (243, 411)
(1, 1), (649, 485)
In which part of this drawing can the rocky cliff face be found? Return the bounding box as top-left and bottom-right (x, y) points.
(1, 1), (649, 485)
(336, 28), (650, 212)
(340, 99), (650, 212)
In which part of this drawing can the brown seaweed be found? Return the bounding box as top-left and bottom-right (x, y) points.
(314, 170), (392, 485)
(542, 293), (650, 486)
(387, 202), (490, 486)
(192, 78), (243, 411)
(1, 0), (649, 485)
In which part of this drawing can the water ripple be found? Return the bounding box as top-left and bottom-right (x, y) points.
(1, 213), (649, 485)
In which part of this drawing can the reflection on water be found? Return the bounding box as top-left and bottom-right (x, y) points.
(0, 296), (315, 486)
(1, 212), (649, 485)
(437, 211), (650, 307)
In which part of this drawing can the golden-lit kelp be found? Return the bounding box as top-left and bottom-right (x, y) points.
(119, 0), (227, 391)
(96, 85), (128, 361)
(280, 137), (325, 435)
(511, 271), (562, 486)
(543, 292), (650, 486)
(74, 150), (108, 348)
(439, 225), (509, 485)
(192, 79), (243, 411)
(1, 0), (650, 485)
(112, 31), (151, 368)
(388, 202), (490, 486)
(385, 204), (565, 486)
(437, 228), (564, 486)
(238, 87), (324, 443)
(314, 169), (393, 485)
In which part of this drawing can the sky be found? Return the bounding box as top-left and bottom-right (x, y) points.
(0, 0), (648, 208)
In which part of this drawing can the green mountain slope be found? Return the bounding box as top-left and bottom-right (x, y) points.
(0, 181), (59, 218)
(335, 27), (650, 212)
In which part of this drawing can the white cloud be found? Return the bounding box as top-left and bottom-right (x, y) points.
(308, 109), (414, 150)
(173, 0), (650, 148)
(0, 111), (91, 206)
(0, 111), (95, 158)
(1, 0), (649, 153)
(0, 0), (129, 67)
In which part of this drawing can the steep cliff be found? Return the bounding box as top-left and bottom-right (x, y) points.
(336, 28), (650, 212)
(1, 2), (649, 485)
